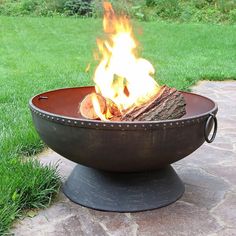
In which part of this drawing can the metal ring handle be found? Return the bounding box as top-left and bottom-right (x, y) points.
(204, 113), (217, 143)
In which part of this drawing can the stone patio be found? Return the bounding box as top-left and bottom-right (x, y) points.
(12, 81), (236, 236)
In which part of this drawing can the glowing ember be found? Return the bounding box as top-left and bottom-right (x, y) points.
(91, 1), (160, 120)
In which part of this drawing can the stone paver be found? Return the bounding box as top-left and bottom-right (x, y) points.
(12, 81), (236, 236)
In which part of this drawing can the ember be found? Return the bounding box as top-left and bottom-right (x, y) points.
(79, 1), (186, 121)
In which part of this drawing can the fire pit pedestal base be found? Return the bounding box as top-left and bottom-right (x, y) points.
(63, 164), (184, 212)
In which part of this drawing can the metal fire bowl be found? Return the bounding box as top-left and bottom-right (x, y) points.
(29, 86), (218, 212)
(30, 86), (218, 172)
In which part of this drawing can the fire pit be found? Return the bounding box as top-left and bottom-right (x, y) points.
(29, 86), (218, 212)
(29, 1), (218, 212)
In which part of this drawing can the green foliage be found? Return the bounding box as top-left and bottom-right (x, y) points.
(0, 157), (61, 234)
(0, 0), (236, 23)
(129, 0), (236, 23)
(229, 8), (236, 21)
(64, 0), (92, 16)
(0, 0), (67, 16)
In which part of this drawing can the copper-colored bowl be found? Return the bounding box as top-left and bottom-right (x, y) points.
(29, 86), (218, 172)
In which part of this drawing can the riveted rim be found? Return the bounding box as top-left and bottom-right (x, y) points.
(29, 86), (218, 130)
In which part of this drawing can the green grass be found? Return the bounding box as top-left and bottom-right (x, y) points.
(0, 158), (61, 234)
(0, 16), (236, 233)
(140, 21), (236, 88)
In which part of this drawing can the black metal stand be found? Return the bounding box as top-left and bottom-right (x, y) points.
(63, 164), (184, 212)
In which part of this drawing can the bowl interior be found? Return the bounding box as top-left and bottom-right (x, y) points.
(31, 86), (216, 120)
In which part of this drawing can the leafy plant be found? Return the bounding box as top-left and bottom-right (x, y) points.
(64, 0), (92, 16)
(229, 8), (236, 22)
(0, 0), (236, 23)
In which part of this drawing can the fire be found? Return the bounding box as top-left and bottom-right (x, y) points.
(91, 93), (107, 121)
(92, 1), (160, 120)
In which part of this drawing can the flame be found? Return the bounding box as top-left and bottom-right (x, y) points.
(92, 1), (160, 117)
(91, 93), (108, 121)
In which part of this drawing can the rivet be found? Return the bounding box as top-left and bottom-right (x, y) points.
(142, 124), (145, 128)
(74, 121), (77, 124)
(81, 122), (84, 125)
(88, 123), (91, 126)
(119, 125), (122, 127)
(164, 123), (166, 126)
(111, 124), (114, 127)
(156, 124), (159, 127)
(170, 123), (173, 126)
(96, 123), (99, 126)
(56, 118), (60, 121)
(51, 117), (54, 120)
(134, 125), (137, 128)
(103, 124), (106, 127)
(68, 120), (71, 123)
(176, 122), (179, 125)
(62, 119), (65, 122)
(149, 124), (152, 127)
(127, 125), (130, 128)
(47, 116), (50, 119)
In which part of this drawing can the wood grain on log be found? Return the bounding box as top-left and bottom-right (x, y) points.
(121, 85), (186, 121)
(79, 93), (106, 120)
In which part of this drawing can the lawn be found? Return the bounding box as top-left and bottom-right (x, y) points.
(0, 16), (236, 233)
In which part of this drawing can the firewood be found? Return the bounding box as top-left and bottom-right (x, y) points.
(79, 93), (107, 120)
(79, 86), (186, 122)
(121, 85), (186, 121)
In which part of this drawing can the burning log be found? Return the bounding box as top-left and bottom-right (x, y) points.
(79, 93), (106, 120)
(121, 86), (186, 121)
(79, 86), (186, 121)
(79, 93), (121, 120)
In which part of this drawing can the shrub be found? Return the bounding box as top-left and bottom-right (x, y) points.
(131, 0), (236, 23)
(229, 8), (236, 22)
(0, 0), (235, 23)
(0, 0), (67, 16)
(64, 0), (92, 16)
